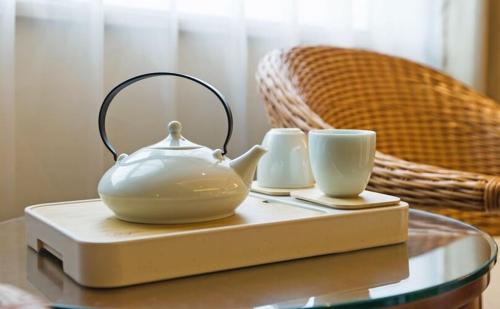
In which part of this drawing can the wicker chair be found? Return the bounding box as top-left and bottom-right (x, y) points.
(256, 46), (500, 235)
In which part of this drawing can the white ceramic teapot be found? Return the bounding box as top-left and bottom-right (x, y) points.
(97, 72), (266, 224)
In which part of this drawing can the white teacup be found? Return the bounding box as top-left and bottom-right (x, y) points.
(257, 128), (314, 188)
(309, 129), (376, 197)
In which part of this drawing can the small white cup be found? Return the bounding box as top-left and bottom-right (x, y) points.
(309, 129), (376, 197)
(257, 128), (315, 189)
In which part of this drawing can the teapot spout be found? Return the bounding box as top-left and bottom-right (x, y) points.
(230, 145), (267, 188)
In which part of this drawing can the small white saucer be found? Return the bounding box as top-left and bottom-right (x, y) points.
(291, 188), (400, 210)
(250, 181), (314, 196)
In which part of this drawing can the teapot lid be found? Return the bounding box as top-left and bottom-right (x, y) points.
(149, 121), (203, 150)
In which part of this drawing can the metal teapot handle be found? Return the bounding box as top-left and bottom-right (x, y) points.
(99, 72), (233, 161)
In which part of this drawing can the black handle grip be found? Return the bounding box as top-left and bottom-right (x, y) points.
(98, 72), (233, 161)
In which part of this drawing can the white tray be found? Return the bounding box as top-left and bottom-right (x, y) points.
(25, 193), (408, 288)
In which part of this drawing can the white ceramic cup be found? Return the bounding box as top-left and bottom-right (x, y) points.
(257, 128), (315, 188)
(309, 129), (376, 197)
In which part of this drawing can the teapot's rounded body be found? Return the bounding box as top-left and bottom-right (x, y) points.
(98, 147), (249, 224)
(97, 71), (266, 224)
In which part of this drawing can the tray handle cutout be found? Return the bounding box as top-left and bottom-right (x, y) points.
(37, 239), (63, 261)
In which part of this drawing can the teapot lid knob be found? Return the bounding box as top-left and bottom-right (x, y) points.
(168, 121), (182, 139)
(148, 120), (202, 150)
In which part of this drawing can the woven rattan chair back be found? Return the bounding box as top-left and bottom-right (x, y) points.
(257, 46), (500, 234)
(270, 46), (500, 176)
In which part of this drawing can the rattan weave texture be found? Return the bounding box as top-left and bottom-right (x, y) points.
(256, 46), (500, 235)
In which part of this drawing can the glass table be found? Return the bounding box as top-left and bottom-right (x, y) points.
(0, 209), (497, 308)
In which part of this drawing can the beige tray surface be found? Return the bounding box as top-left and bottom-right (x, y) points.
(28, 195), (323, 243)
(25, 193), (408, 287)
(291, 188), (401, 209)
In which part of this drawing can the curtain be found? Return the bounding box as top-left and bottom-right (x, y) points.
(0, 0), (486, 220)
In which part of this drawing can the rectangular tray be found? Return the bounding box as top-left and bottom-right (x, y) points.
(25, 193), (408, 288)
